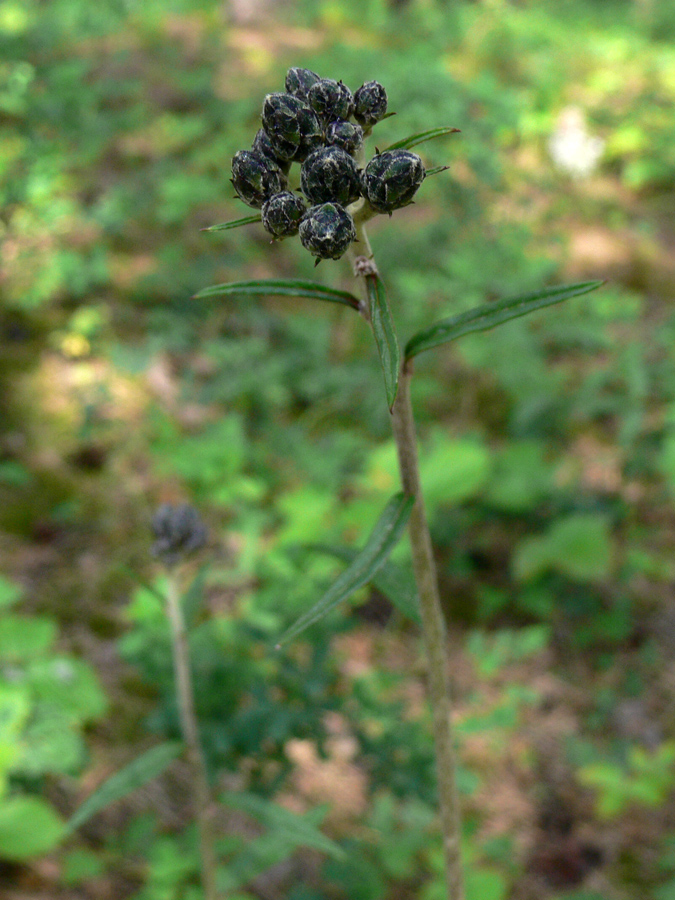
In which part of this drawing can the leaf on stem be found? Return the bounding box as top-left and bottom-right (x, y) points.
(384, 126), (460, 152)
(306, 544), (420, 624)
(67, 742), (183, 832)
(366, 274), (401, 410)
(405, 280), (605, 360)
(201, 213), (261, 232)
(276, 492), (414, 646)
(193, 279), (361, 310)
(425, 165), (450, 177)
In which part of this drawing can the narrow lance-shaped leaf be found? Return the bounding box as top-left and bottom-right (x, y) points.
(405, 281), (605, 360)
(385, 126), (460, 152)
(193, 279), (360, 310)
(67, 742), (183, 832)
(425, 165), (450, 177)
(276, 492), (414, 647)
(201, 213), (261, 233)
(306, 544), (421, 625)
(366, 273), (401, 410)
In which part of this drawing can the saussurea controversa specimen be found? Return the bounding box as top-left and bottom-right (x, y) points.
(197, 67), (603, 900)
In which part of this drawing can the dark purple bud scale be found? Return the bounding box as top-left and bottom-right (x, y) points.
(361, 149), (425, 213)
(231, 150), (287, 209)
(325, 119), (364, 156)
(300, 145), (361, 207)
(307, 78), (353, 123)
(261, 92), (323, 162)
(299, 203), (356, 260)
(285, 67), (320, 101)
(252, 128), (289, 173)
(261, 191), (307, 238)
(353, 80), (388, 127)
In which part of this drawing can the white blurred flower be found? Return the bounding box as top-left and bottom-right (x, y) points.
(548, 106), (605, 179)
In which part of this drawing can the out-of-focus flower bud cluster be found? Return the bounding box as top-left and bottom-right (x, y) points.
(230, 69), (426, 261)
(151, 503), (207, 566)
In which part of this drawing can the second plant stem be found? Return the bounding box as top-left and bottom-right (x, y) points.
(165, 573), (219, 900)
(348, 221), (465, 900)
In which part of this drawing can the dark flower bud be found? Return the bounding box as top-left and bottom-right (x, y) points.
(261, 191), (307, 238)
(299, 202), (356, 260)
(285, 67), (321, 101)
(300, 145), (361, 206)
(151, 503), (207, 565)
(261, 92), (323, 162)
(307, 78), (353, 123)
(361, 149), (425, 213)
(252, 128), (289, 172)
(353, 80), (388, 127)
(231, 150), (287, 209)
(325, 119), (364, 157)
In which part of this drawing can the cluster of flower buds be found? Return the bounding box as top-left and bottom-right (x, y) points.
(230, 69), (426, 262)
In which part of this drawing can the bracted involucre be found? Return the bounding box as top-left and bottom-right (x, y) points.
(261, 191), (307, 238)
(362, 149), (425, 213)
(325, 119), (364, 157)
(307, 78), (353, 123)
(353, 81), (388, 127)
(151, 503), (207, 565)
(261, 92), (323, 162)
(231, 150), (287, 209)
(301, 145), (361, 207)
(299, 203), (356, 260)
(285, 67), (320, 101)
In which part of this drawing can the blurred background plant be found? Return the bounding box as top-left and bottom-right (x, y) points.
(2, 0), (675, 898)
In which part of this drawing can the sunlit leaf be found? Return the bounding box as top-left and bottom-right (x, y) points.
(277, 493), (414, 646)
(201, 213), (261, 232)
(405, 281), (604, 359)
(366, 274), (400, 409)
(193, 279), (360, 309)
(384, 126), (460, 151)
(68, 742), (182, 832)
(0, 796), (65, 860)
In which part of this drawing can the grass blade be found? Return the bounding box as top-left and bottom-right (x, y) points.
(67, 742), (183, 832)
(277, 492), (414, 646)
(385, 126), (460, 152)
(201, 213), (261, 232)
(306, 544), (421, 625)
(193, 278), (361, 310)
(405, 280), (605, 360)
(366, 274), (401, 410)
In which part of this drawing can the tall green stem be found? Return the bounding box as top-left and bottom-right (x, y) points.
(165, 574), (219, 900)
(347, 225), (465, 900)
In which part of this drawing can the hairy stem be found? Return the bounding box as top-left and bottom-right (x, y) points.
(347, 226), (465, 900)
(165, 574), (219, 900)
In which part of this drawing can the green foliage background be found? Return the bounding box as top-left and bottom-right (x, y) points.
(2, 0), (675, 898)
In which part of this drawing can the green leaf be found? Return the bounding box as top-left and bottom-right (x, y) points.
(514, 514), (613, 583)
(0, 796), (65, 860)
(366, 274), (400, 409)
(384, 126), (460, 151)
(0, 615), (56, 661)
(277, 492), (414, 646)
(222, 793), (345, 860)
(193, 279), (360, 310)
(67, 742), (182, 832)
(405, 281), (604, 360)
(305, 545), (420, 625)
(0, 575), (22, 609)
(201, 213), (261, 232)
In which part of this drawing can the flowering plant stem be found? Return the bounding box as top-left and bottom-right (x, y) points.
(348, 224), (465, 900)
(165, 573), (219, 900)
